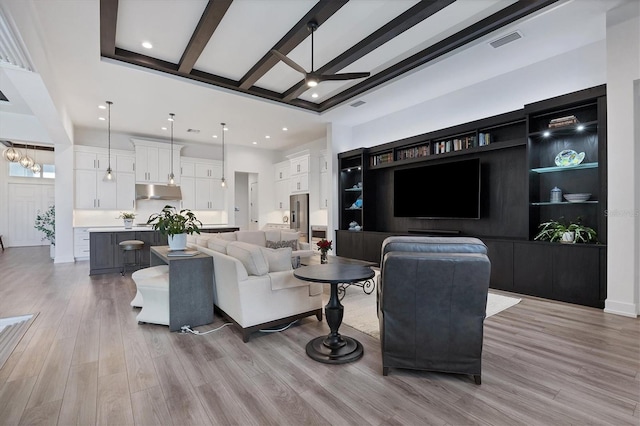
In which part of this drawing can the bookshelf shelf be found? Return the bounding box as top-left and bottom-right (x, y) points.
(531, 201), (598, 206)
(530, 162), (598, 174)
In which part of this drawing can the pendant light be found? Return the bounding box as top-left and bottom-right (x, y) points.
(19, 145), (34, 169)
(168, 113), (176, 186)
(30, 146), (41, 174)
(104, 101), (115, 182)
(2, 142), (21, 163)
(220, 122), (226, 188)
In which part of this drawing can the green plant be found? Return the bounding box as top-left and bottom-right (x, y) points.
(534, 216), (597, 244)
(117, 212), (136, 219)
(146, 205), (201, 236)
(34, 205), (55, 245)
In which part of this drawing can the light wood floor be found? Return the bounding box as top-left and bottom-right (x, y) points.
(0, 246), (638, 426)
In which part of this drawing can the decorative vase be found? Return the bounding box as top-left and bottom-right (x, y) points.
(321, 251), (328, 264)
(168, 233), (187, 251)
(123, 218), (133, 229)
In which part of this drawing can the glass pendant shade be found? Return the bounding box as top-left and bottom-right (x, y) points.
(103, 101), (115, 182)
(30, 163), (41, 173)
(19, 153), (34, 169)
(3, 146), (21, 162)
(168, 113), (176, 186)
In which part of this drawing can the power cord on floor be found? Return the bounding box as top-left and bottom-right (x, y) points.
(259, 319), (299, 333)
(180, 323), (232, 335)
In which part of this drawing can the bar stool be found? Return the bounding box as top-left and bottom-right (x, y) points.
(119, 239), (144, 276)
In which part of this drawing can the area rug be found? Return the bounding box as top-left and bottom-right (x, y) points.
(0, 313), (38, 371)
(333, 275), (521, 339)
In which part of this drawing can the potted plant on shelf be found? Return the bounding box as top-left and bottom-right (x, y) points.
(117, 212), (136, 229)
(534, 216), (598, 244)
(316, 238), (333, 264)
(34, 205), (55, 258)
(146, 205), (201, 250)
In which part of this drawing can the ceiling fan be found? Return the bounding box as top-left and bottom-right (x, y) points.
(271, 21), (371, 88)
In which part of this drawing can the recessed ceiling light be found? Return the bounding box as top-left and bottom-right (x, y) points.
(223, 127), (228, 131)
(282, 127), (288, 131)
(212, 135), (218, 138)
(98, 117), (106, 121)
(161, 127), (167, 130)
(142, 41), (153, 49)
(98, 105), (106, 109)
(252, 141), (257, 145)
(265, 135), (270, 139)
(311, 93), (319, 98)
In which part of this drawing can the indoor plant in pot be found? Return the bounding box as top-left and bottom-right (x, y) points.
(117, 212), (136, 229)
(146, 205), (201, 250)
(34, 205), (55, 258)
(534, 216), (598, 244)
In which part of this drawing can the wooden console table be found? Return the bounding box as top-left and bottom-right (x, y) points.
(150, 246), (214, 332)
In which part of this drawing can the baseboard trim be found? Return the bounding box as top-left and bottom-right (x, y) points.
(54, 255), (76, 264)
(604, 299), (638, 318)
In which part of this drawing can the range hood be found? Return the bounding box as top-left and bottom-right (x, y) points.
(135, 184), (182, 201)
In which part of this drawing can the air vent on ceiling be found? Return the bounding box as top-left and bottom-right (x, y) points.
(187, 129), (200, 133)
(350, 100), (366, 108)
(489, 31), (522, 49)
(0, 8), (35, 71)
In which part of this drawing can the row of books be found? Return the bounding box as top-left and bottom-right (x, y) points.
(370, 132), (493, 164)
(548, 115), (579, 128)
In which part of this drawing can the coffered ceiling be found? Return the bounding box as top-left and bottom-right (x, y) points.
(0, 0), (625, 151)
(101, 0), (557, 113)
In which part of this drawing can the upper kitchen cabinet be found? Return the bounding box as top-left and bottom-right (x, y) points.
(288, 151), (310, 194)
(131, 138), (183, 185)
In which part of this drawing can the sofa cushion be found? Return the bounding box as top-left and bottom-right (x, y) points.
(227, 241), (269, 276)
(266, 239), (297, 250)
(236, 231), (267, 247)
(259, 247), (293, 272)
(207, 237), (230, 254)
(196, 234), (214, 247)
(264, 229), (282, 242)
(216, 232), (237, 241)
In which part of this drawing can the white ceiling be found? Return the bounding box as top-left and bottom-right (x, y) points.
(0, 0), (628, 152)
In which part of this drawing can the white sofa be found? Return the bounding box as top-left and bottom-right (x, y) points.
(188, 234), (323, 342)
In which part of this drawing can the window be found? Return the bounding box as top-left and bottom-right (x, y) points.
(9, 163), (55, 179)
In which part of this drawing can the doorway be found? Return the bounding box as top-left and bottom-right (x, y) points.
(7, 183), (55, 247)
(234, 172), (259, 230)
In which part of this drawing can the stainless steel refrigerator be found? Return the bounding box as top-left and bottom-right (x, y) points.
(290, 194), (309, 242)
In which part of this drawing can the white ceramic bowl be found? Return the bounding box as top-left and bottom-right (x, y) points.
(563, 193), (591, 202)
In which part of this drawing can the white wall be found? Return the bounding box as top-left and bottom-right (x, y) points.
(605, 1), (640, 317)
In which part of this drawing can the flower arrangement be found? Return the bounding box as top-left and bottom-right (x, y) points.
(316, 238), (332, 254)
(34, 205), (55, 246)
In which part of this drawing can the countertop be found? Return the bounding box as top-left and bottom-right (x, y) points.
(86, 224), (237, 233)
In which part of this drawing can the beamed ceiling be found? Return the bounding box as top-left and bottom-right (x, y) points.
(100, 0), (559, 113)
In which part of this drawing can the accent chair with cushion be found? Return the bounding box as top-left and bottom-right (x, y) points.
(377, 236), (491, 384)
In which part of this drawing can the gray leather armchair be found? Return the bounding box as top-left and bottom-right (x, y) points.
(377, 236), (491, 384)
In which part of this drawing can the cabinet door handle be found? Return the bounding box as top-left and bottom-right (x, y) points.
(97, 159), (100, 169)
(93, 159), (96, 169)
(97, 199), (100, 208)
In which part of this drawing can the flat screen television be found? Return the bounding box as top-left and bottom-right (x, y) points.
(394, 158), (481, 219)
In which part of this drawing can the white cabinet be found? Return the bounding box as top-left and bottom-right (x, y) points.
(116, 172), (136, 210)
(116, 154), (135, 173)
(75, 169), (117, 209)
(195, 162), (221, 178)
(195, 178), (224, 210)
(75, 151), (109, 171)
(319, 152), (328, 173)
(289, 153), (310, 194)
(180, 176), (196, 210)
(181, 159), (196, 177)
(74, 227), (90, 259)
(274, 160), (290, 210)
(319, 171), (329, 209)
(132, 139), (182, 184)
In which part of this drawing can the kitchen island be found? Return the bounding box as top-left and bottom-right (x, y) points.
(87, 225), (238, 275)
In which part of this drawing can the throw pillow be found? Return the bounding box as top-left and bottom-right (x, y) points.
(207, 237), (230, 254)
(259, 247), (293, 272)
(226, 241), (269, 276)
(266, 239), (297, 250)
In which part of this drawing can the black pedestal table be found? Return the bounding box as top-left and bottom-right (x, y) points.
(294, 264), (375, 364)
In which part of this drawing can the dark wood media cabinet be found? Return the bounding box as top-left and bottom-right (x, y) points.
(336, 85), (607, 309)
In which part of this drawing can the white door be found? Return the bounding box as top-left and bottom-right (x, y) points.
(250, 181), (259, 230)
(8, 183), (54, 247)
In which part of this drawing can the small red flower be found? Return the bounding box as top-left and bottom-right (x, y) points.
(316, 239), (332, 252)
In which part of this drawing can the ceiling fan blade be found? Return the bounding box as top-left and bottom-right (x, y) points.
(319, 72), (371, 81)
(270, 49), (307, 75)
